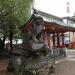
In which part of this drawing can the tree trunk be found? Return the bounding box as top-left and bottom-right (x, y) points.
(9, 30), (13, 52)
(2, 32), (7, 48)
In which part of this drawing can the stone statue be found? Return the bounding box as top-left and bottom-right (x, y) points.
(22, 15), (50, 57)
(7, 14), (55, 75)
(24, 15), (44, 43)
(30, 16), (44, 43)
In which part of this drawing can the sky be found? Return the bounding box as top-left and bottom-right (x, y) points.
(35, 0), (75, 17)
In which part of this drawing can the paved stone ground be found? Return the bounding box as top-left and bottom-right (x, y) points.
(53, 49), (75, 75)
(53, 60), (75, 75)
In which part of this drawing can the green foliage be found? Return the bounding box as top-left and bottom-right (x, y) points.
(0, 0), (34, 38)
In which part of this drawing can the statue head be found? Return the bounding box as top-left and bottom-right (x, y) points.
(33, 16), (44, 26)
(32, 16), (44, 34)
(31, 16), (44, 43)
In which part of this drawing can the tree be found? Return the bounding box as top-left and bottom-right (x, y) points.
(0, 0), (34, 49)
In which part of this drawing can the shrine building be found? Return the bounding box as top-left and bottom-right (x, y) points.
(20, 9), (75, 49)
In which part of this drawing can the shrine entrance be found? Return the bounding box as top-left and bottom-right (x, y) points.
(44, 22), (75, 49)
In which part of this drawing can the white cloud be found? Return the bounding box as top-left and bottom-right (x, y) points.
(35, 0), (75, 17)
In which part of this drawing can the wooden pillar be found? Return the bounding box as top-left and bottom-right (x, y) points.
(43, 31), (51, 48)
(53, 32), (58, 47)
(72, 32), (75, 48)
(73, 32), (74, 38)
(47, 32), (50, 48)
(53, 31), (55, 47)
(69, 32), (70, 43)
(58, 33), (64, 47)
(57, 33), (59, 47)
(53, 32), (64, 47)
(62, 33), (64, 47)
